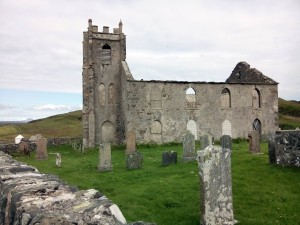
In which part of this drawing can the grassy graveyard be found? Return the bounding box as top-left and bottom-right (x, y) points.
(14, 141), (300, 225)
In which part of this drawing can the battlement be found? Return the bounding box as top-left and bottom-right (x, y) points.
(87, 19), (123, 34)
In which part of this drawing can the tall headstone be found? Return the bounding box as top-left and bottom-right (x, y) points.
(221, 135), (232, 150)
(35, 136), (48, 160)
(162, 151), (177, 166)
(200, 134), (213, 150)
(55, 153), (61, 167)
(126, 131), (136, 154)
(248, 130), (260, 153)
(182, 131), (196, 162)
(126, 151), (143, 170)
(98, 143), (112, 172)
(197, 145), (235, 225)
(19, 140), (29, 156)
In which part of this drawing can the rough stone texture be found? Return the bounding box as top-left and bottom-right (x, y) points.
(226, 61), (278, 84)
(269, 130), (300, 167)
(162, 151), (177, 166)
(0, 143), (36, 155)
(98, 143), (113, 172)
(0, 151), (128, 225)
(200, 135), (213, 150)
(248, 130), (261, 153)
(197, 145), (235, 225)
(82, 20), (278, 146)
(35, 136), (48, 160)
(126, 151), (143, 170)
(125, 131), (136, 154)
(182, 131), (196, 162)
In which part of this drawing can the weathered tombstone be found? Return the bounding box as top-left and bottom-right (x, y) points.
(98, 143), (112, 172)
(221, 135), (232, 149)
(126, 151), (143, 170)
(200, 134), (213, 150)
(18, 140), (29, 156)
(35, 136), (48, 160)
(162, 151), (177, 166)
(182, 131), (196, 162)
(268, 137), (276, 164)
(55, 153), (61, 167)
(197, 145), (235, 225)
(248, 130), (260, 153)
(126, 131), (136, 154)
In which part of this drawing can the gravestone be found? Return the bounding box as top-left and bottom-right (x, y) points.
(55, 153), (61, 167)
(126, 131), (136, 154)
(35, 136), (48, 160)
(126, 151), (143, 170)
(200, 134), (213, 150)
(98, 143), (112, 172)
(182, 131), (196, 162)
(162, 151), (177, 166)
(221, 135), (232, 149)
(197, 145), (235, 225)
(18, 140), (29, 156)
(248, 130), (260, 153)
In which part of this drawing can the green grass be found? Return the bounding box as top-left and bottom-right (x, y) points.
(14, 141), (300, 225)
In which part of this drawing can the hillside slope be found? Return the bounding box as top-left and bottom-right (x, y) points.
(0, 110), (82, 143)
(1, 98), (300, 143)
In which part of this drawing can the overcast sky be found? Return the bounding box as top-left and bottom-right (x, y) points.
(0, 0), (300, 121)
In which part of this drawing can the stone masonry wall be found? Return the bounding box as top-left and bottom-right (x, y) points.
(0, 152), (155, 225)
(125, 80), (278, 143)
(269, 130), (300, 167)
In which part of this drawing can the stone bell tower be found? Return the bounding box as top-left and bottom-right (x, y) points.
(82, 19), (126, 148)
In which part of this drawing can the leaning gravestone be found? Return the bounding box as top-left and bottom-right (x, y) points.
(182, 131), (196, 162)
(162, 151), (177, 166)
(197, 144), (236, 225)
(126, 151), (143, 170)
(35, 135), (48, 160)
(98, 143), (112, 172)
(248, 130), (260, 153)
(126, 131), (136, 154)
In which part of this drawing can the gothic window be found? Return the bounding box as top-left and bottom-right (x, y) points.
(108, 83), (115, 105)
(253, 88), (261, 109)
(187, 120), (198, 140)
(151, 120), (162, 134)
(99, 84), (105, 106)
(221, 88), (231, 109)
(102, 44), (111, 65)
(186, 87), (196, 108)
(150, 87), (162, 109)
(222, 119), (232, 137)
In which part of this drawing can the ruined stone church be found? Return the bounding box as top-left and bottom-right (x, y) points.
(82, 20), (278, 148)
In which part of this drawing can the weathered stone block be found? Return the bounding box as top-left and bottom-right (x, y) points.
(98, 143), (112, 172)
(126, 151), (143, 170)
(162, 151), (177, 166)
(183, 131), (196, 162)
(248, 130), (261, 153)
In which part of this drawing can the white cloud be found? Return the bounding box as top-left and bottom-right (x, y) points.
(35, 104), (71, 111)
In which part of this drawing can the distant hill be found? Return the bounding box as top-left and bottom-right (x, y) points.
(1, 98), (300, 143)
(0, 110), (82, 143)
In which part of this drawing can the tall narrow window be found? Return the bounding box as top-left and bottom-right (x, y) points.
(186, 87), (196, 108)
(253, 88), (261, 109)
(99, 84), (105, 106)
(150, 87), (162, 109)
(108, 83), (115, 105)
(102, 44), (111, 65)
(221, 88), (231, 109)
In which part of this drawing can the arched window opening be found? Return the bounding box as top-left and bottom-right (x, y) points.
(187, 120), (198, 140)
(102, 44), (111, 65)
(98, 84), (105, 106)
(108, 83), (115, 105)
(222, 119), (232, 137)
(151, 120), (162, 134)
(253, 88), (261, 109)
(221, 88), (231, 109)
(253, 118), (261, 135)
(150, 87), (162, 109)
(186, 87), (196, 108)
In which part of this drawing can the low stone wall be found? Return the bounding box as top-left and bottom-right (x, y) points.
(47, 137), (82, 146)
(0, 143), (36, 155)
(0, 152), (155, 225)
(269, 130), (300, 167)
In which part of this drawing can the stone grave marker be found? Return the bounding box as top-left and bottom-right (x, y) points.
(248, 130), (260, 153)
(200, 134), (213, 150)
(98, 143), (112, 172)
(35, 136), (48, 160)
(182, 131), (196, 162)
(197, 145), (236, 225)
(55, 153), (61, 167)
(126, 131), (136, 154)
(126, 151), (143, 170)
(18, 140), (29, 156)
(221, 135), (232, 149)
(162, 151), (177, 166)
